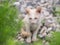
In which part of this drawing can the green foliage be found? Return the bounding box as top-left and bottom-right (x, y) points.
(49, 32), (60, 45)
(32, 40), (43, 45)
(0, 0), (22, 45)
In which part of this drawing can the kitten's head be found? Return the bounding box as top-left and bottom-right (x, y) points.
(25, 6), (42, 24)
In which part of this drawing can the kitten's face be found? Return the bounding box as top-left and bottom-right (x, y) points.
(25, 7), (41, 24)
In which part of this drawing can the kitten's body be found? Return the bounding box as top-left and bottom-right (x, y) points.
(17, 6), (59, 44)
(19, 7), (45, 43)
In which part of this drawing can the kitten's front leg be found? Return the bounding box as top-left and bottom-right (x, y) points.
(25, 29), (31, 43)
(25, 23), (31, 43)
(26, 36), (31, 43)
(32, 24), (42, 41)
(32, 29), (39, 42)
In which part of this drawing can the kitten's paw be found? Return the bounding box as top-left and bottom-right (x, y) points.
(32, 37), (39, 42)
(26, 38), (31, 43)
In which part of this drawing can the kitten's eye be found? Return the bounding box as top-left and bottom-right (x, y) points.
(29, 18), (32, 20)
(35, 17), (37, 19)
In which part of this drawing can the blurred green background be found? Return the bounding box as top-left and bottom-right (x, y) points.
(0, 0), (60, 45)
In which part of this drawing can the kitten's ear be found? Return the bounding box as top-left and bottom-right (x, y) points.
(36, 6), (41, 13)
(25, 8), (31, 14)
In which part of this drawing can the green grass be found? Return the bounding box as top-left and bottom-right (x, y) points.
(0, 0), (22, 45)
(50, 32), (60, 45)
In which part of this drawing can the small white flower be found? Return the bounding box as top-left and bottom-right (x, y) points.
(13, 2), (20, 6)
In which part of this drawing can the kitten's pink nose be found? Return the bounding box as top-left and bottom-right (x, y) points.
(31, 21), (35, 24)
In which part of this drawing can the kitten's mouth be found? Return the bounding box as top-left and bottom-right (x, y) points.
(31, 23), (36, 25)
(31, 23), (35, 24)
(31, 23), (37, 25)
